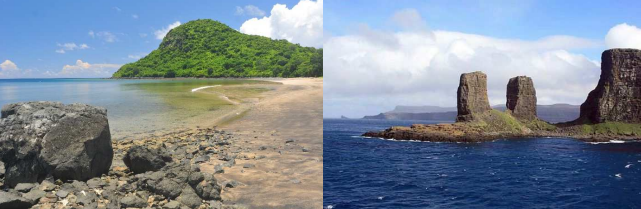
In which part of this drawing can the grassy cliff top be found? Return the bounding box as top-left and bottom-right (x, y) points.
(113, 19), (322, 78)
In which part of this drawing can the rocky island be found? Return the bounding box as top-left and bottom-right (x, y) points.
(363, 48), (641, 142)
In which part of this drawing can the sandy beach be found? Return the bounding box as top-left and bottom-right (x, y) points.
(199, 78), (323, 208)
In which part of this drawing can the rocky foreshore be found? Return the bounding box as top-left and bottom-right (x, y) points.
(0, 102), (251, 209)
(364, 49), (641, 143)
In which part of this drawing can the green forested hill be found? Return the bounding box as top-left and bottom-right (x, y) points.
(112, 19), (322, 78)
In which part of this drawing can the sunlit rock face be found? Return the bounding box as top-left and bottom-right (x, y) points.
(457, 71), (492, 122)
(580, 48), (641, 123)
(507, 76), (537, 120)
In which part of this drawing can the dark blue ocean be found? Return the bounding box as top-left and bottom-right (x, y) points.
(323, 119), (641, 208)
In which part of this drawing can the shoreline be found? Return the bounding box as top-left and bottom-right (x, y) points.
(114, 77), (323, 208)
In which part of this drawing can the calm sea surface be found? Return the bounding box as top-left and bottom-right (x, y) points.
(324, 118), (641, 208)
(0, 78), (265, 138)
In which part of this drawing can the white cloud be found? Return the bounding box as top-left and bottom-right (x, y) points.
(324, 9), (602, 118)
(59, 60), (121, 78)
(113, 7), (122, 12)
(605, 23), (641, 50)
(139, 33), (148, 38)
(235, 5), (266, 16)
(0, 60), (18, 71)
(240, 0), (323, 47)
(88, 30), (95, 38)
(0, 60), (33, 78)
(132, 14), (139, 19)
(154, 21), (181, 40)
(55, 43), (90, 54)
(96, 31), (117, 42)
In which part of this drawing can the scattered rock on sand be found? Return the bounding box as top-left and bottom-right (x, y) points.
(14, 183), (37, 192)
(22, 189), (46, 205)
(177, 187), (202, 208)
(163, 200), (182, 209)
(194, 155), (210, 164)
(120, 195), (147, 208)
(123, 145), (172, 174)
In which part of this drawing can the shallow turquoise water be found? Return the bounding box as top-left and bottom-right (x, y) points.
(0, 78), (263, 138)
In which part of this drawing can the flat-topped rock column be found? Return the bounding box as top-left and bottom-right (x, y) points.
(506, 76), (537, 120)
(456, 71), (492, 122)
(580, 48), (641, 123)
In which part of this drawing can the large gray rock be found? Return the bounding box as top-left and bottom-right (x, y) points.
(194, 173), (222, 201)
(580, 49), (641, 123)
(0, 191), (33, 209)
(0, 102), (113, 187)
(177, 186), (203, 208)
(456, 71), (492, 122)
(506, 76), (537, 120)
(123, 145), (172, 174)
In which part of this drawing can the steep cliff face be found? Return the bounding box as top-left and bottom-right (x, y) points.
(580, 48), (641, 123)
(506, 76), (537, 120)
(457, 71), (492, 122)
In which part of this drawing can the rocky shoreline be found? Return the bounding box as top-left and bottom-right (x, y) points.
(0, 102), (251, 209)
(364, 49), (641, 143)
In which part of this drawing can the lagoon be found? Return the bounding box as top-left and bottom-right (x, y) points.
(0, 78), (273, 139)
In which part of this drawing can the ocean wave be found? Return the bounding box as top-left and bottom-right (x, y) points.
(191, 85), (221, 92)
(588, 140), (627, 144)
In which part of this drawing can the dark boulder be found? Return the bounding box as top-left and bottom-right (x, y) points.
(0, 102), (113, 187)
(194, 173), (222, 201)
(456, 71), (492, 122)
(580, 49), (641, 123)
(177, 186), (203, 208)
(506, 76), (537, 120)
(123, 145), (172, 174)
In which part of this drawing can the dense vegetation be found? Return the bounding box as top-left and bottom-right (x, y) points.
(113, 19), (322, 78)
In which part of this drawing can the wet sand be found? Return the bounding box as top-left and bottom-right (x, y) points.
(200, 78), (323, 208)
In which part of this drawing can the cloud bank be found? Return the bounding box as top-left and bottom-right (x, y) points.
(240, 0), (323, 47)
(58, 60), (121, 78)
(324, 9), (609, 118)
(0, 60), (32, 78)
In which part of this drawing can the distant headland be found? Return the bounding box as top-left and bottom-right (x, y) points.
(364, 48), (641, 142)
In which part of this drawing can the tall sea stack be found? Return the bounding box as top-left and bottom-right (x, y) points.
(457, 71), (492, 122)
(506, 76), (537, 120)
(580, 48), (641, 123)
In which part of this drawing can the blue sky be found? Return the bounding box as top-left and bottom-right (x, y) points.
(325, 0), (641, 61)
(324, 0), (641, 118)
(0, 0), (320, 78)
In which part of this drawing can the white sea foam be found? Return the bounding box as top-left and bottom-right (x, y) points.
(615, 173), (622, 178)
(588, 140), (627, 144)
(626, 164), (632, 168)
(191, 85), (221, 92)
